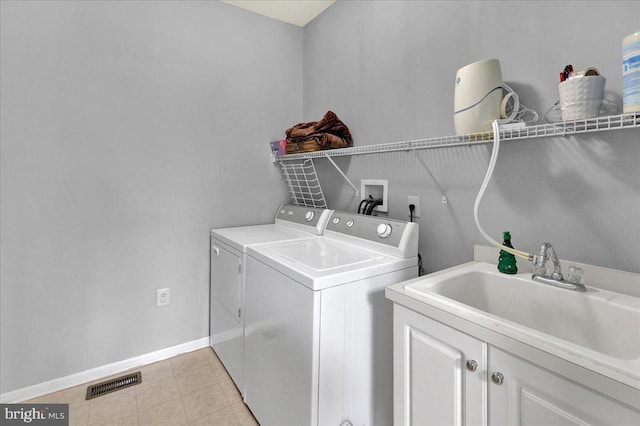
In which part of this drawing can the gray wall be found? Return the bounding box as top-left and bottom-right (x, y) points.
(303, 0), (640, 274)
(2, 0), (639, 396)
(0, 1), (299, 393)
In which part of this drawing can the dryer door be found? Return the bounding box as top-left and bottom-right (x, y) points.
(211, 241), (244, 393)
(211, 244), (242, 322)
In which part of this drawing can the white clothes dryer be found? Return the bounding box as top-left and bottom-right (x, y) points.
(244, 211), (419, 426)
(210, 204), (332, 396)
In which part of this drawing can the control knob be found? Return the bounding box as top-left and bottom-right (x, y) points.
(305, 211), (315, 222)
(377, 223), (392, 238)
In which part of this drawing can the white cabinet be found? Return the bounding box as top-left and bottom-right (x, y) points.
(393, 305), (640, 426)
(488, 347), (640, 426)
(393, 305), (486, 426)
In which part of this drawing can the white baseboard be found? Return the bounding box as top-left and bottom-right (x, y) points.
(0, 337), (210, 403)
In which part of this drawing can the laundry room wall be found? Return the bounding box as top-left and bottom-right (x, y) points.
(0, 1), (300, 394)
(303, 1), (640, 274)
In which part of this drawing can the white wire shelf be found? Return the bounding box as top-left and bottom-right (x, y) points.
(279, 159), (327, 208)
(275, 112), (640, 161)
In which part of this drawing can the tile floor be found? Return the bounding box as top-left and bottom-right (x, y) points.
(25, 348), (259, 425)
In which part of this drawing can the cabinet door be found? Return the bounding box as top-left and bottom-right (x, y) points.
(394, 305), (486, 426)
(488, 347), (640, 426)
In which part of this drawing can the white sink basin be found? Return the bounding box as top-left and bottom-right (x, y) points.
(406, 265), (640, 360)
(390, 261), (640, 387)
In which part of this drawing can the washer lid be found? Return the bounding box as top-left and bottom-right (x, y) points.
(248, 238), (416, 291)
(271, 238), (383, 271)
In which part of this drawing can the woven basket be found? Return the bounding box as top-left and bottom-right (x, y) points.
(285, 140), (327, 154)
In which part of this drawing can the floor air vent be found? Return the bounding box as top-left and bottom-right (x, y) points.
(86, 372), (142, 400)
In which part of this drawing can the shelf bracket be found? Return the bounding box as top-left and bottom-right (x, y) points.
(325, 156), (359, 197)
(412, 150), (448, 204)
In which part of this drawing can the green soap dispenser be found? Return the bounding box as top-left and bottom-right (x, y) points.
(498, 231), (518, 274)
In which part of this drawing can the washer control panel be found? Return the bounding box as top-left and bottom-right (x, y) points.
(324, 211), (414, 249)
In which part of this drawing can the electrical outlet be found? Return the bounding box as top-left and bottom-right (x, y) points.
(408, 196), (421, 218)
(156, 288), (170, 307)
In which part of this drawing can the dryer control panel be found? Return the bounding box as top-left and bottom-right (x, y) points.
(274, 204), (333, 235)
(324, 211), (418, 258)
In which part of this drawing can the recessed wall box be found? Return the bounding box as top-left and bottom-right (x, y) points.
(360, 179), (388, 213)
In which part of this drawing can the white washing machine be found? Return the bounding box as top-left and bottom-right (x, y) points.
(210, 204), (332, 396)
(244, 211), (419, 426)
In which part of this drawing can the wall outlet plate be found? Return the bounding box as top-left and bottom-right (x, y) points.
(156, 288), (170, 307)
(408, 195), (420, 218)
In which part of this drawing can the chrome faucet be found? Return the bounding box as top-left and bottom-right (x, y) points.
(532, 242), (587, 292)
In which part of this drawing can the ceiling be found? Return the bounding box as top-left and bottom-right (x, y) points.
(220, 0), (336, 27)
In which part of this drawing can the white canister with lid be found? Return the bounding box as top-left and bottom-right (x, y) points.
(623, 31), (640, 113)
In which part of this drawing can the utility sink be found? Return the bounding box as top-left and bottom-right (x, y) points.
(405, 263), (640, 359)
(388, 261), (640, 387)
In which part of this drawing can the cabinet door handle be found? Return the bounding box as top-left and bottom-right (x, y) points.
(465, 360), (478, 372)
(212, 246), (220, 256)
(491, 372), (504, 385)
